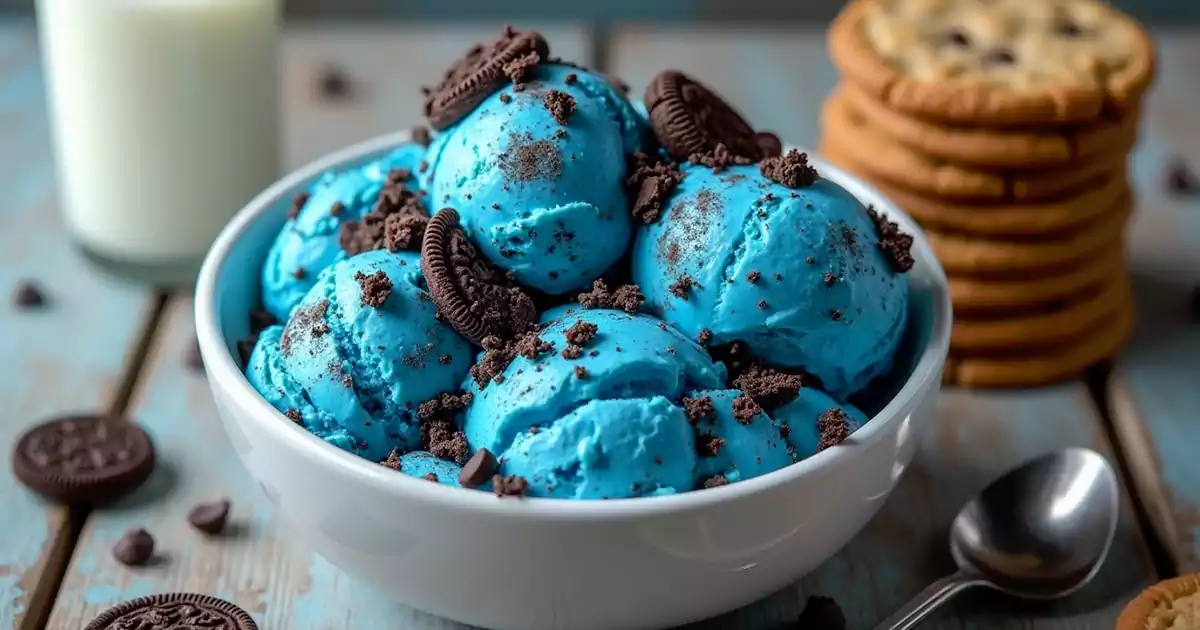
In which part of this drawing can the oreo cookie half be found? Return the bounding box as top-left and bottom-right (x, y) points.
(84, 593), (257, 630)
(424, 26), (550, 130)
(644, 70), (761, 161)
(12, 414), (155, 505)
(421, 208), (537, 346)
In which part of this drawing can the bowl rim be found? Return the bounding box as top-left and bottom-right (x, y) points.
(195, 129), (953, 521)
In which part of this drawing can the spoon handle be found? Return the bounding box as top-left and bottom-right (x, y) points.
(873, 572), (985, 630)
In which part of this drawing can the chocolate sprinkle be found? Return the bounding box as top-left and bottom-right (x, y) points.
(112, 528), (155, 566)
(459, 448), (498, 487)
(760, 149), (818, 188)
(817, 408), (851, 450)
(354, 270), (393, 308)
(543, 90), (576, 124)
(867, 206), (915, 272)
(577, 279), (645, 314)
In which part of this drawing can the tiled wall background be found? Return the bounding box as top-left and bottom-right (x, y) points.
(0, 0), (1196, 22)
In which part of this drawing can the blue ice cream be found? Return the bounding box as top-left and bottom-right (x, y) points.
(247, 249), (474, 461)
(261, 143), (426, 320)
(388, 451), (464, 488)
(691, 389), (792, 485)
(631, 163), (909, 399)
(423, 64), (650, 294)
(462, 306), (726, 498)
(775, 387), (868, 459)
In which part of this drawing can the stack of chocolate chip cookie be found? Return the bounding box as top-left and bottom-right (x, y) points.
(818, 0), (1156, 388)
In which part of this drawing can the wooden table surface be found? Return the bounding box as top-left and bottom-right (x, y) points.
(1, 19), (1196, 630)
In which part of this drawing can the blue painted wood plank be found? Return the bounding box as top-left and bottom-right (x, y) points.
(1106, 31), (1200, 574)
(0, 21), (157, 630)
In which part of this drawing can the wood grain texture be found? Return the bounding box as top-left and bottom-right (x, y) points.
(1106, 31), (1200, 575)
(0, 20), (157, 630)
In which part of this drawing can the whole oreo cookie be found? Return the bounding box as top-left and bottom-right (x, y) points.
(421, 208), (538, 345)
(12, 414), (155, 505)
(644, 70), (761, 161)
(84, 593), (257, 630)
(424, 26), (550, 130)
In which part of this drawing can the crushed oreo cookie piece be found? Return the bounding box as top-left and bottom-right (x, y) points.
(754, 131), (783, 159)
(381, 450), (401, 470)
(697, 432), (726, 458)
(817, 408), (851, 451)
(421, 208), (537, 345)
(418, 391), (473, 424)
(731, 394), (762, 424)
(317, 65), (354, 100)
(563, 320), (598, 347)
(626, 152), (685, 224)
(867, 205), (915, 272)
(697, 329), (713, 346)
(669, 275), (697, 299)
(339, 180), (429, 256)
(561, 344), (583, 360)
(288, 191), (310, 220)
(354, 270), (393, 308)
(493, 474), (527, 497)
(688, 143), (753, 172)
(411, 125), (432, 147)
(760, 149), (819, 188)
(285, 409), (303, 423)
(113, 528), (155, 566)
(682, 396), (716, 424)
(188, 498), (231, 535)
(746, 270), (762, 284)
(514, 330), (555, 359)
(543, 90), (576, 124)
(573, 365), (588, 379)
(459, 448), (498, 487)
(733, 364), (805, 411)
(470, 335), (517, 388)
(424, 26), (549, 129)
(644, 70), (760, 161)
(422, 420), (469, 464)
(577, 279), (644, 314)
(12, 280), (46, 309)
(701, 474), (728, 489)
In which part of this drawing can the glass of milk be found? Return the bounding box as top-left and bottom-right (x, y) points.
(37, 0), (281, 287)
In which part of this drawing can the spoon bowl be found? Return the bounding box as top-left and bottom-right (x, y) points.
(876, 447), (1121, 630)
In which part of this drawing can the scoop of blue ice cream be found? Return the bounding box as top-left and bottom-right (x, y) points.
(423, 64), (649, 294)
(261, 143), (425, 320)
(389, 451), (464, 488)
(775, 387), (868, 458)
(500, 396), (697, 499)
(463, 305), (726, 456)
(631, 163), (909, 399)
(691, 389), (792, 485)
(246, 249), (474, 461)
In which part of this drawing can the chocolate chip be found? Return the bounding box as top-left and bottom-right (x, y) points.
(188, 499), (231, 535)
(459, 448), (498, 487)
(1165, 158), (1199, 194)
(760, 149), (818, 188)
(543, 89), (576, 125)
(493, 474), (527, 497)
(113, 528), (155, 566)
(12, 281), (46, 309)
(184, 338), (204, 372)
(817, 408), (851, 450)
(867, 206), (915, 272)
(318, 65), (353, 100)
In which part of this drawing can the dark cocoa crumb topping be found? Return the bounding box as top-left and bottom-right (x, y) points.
(697, 432), (726, 458)
(687, 143), (752, 173)
(669, 275), (698, 299)
(759, 149), (818, 188)
(682, 396), (716, 424)
(577, 279), (644, 314)
(757, 300), (769, 310)
(382, 450), (401, 470)
(564, 72), (578, 84)
(499, 92), (512, 104)
(339, 179), (428, 255)
(733, 364), (806, 411)
(439, 354), (453, 365)
(561, 345), (583, 360)
(285, 409), (303, 423)
(867, 205), (915, 273)
(805, 257), (815, 265)
(702, 474), (728, 489)
(573, 365), (588, 379)
(354, 269), (393, 308)
(746, 270), (762, 284)
(501, 48), (541, 86)
(514, 330), (555, 359)
(543, 90), (576, 125)
(563, 320), (598, 347)
(493, 474), (528, 497)
(329, 201), (345, 217)
(288, 192), (310, 220)
(731, 395), (762, 424)
(697, 329), (713, 346)
(470, 335), (516, 388)
(626, 152), (685, 224)
(293, 267), (307, 280)
(817, 408), (851, 450)
(422, 419), (469, 464)
(417, 391), (474, 424)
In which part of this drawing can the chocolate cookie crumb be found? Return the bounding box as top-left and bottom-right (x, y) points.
(758, 300), (769, 310)
(411, 125), (432, 147)
(328, 201), (345, 217)
(626, 152), (684, 224)
(493, 474), (527, 497)
(422, 420), (469, 464)
(731, 395), (762, 424)
(564, 320), (598, 347)
(746, 270), (762, 284)
(564, 72), (578, 84)
(499, 93), (512, 104)
(669, 275), (697, 299)
(793, 595), (847, 630)
(514, 331), (554, 359)
(830, 310), (843, 321)
(459, 448), (498, 487)
(577, 279), (644, 313)
(417, 391), (474, 424)
(471, 335), (516, 387)
(12, 280), (46, 309)
(188, 498), (231, 535)
(382, 450), (401, 470)
(697, 329), (713, 346)
(285, 409), (302, 423)
(543, 90), (576, 125)
(682, 396), (716, 424)
(867, 205), (915, 273)
(687, 143), (752, 172)
(573, 365), (588, 379)
(759, 149), (818, 188)
(288, 191), (310, 219)
(317, 65), (353, 100)
(817, 408), (851, 451)
(697, 432), (726, 458)
(561, 345), (583, 360)
(423, 472), (439, 482)
(293, 267), (307, 280)
(733, 364), (805, 410)
(354, 270), (393, 308)
(340, 180), (429, 256)
(823, 272), (839, 287)
(702, 474), (728, 489)
(113, 528), (155, 566)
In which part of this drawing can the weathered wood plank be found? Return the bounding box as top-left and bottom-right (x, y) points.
(1106, 31), (1200, 575)
(0, 22), (158, 630)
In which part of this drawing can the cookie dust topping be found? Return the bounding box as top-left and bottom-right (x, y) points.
(817, 408), (851, 450)
(543, 89), (576, 125)
(859, 0), (1144, 89)
(577, 279), (645, 314)
(867, 205), (915, 272)
(354, 270), (393, 308)
(760, 150), (819, 188)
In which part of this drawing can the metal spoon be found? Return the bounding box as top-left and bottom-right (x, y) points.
(874, 447), (1120, 630)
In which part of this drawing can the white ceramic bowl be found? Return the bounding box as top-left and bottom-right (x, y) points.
(195, 130), (952, 630)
